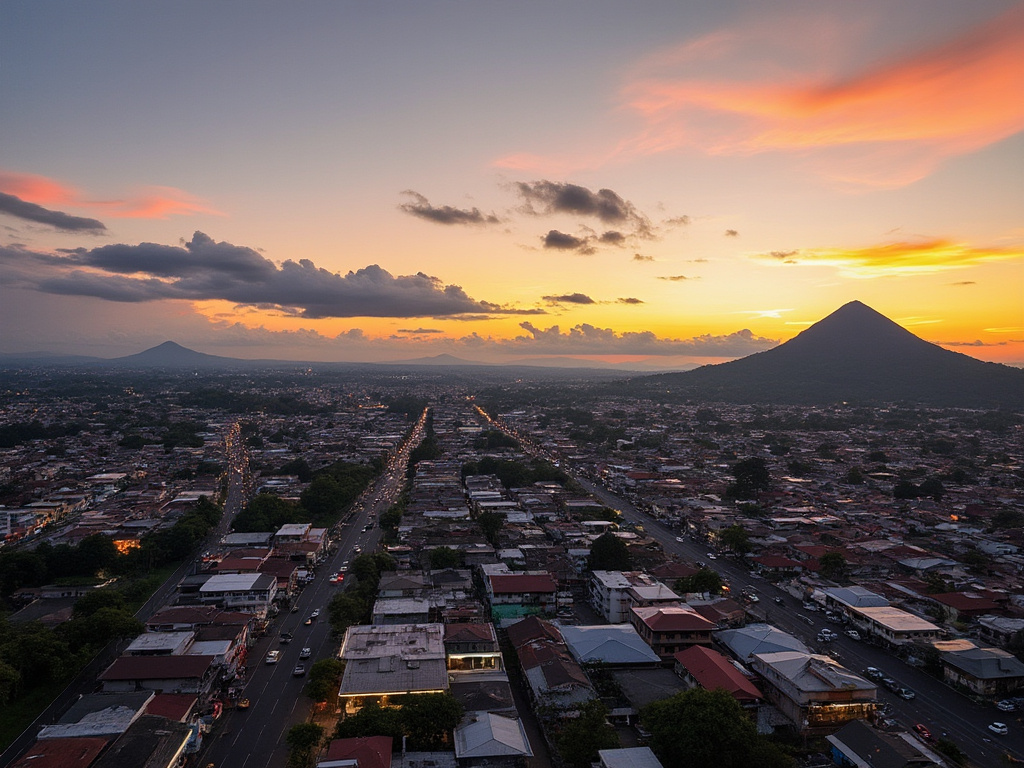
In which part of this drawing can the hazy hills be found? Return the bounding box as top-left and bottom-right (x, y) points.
(613, 301), (1024, 408)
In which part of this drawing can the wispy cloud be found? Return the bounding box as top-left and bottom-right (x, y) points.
(502, 6), (1024, 187)
(542, 292), (595, 305)
(0, 231), (545, 319)
(0, 170), (220, 220)
(658, 274), (694, 281)
(756, 238), (1023, 277)
(0, 192), (106, 232)
(542, 230), (595, 254)
(398, 191), (500, 226)
(510, 322), (776, 357)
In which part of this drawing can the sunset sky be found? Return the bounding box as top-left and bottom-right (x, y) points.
(2, 1), (1022, 367)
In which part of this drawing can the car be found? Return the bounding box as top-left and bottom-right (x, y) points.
(279, 632), (293, 644)
(747, 594), (759, 603)
(299, 647), (311, 659)
(675, 536), (685, 542)
(290, 605), (300, 613)
(913, 724), (932, 740)
(996, 699), (1017, 712)
(798, 614), (815, 626)
(265, 650), (281, 665)
(237, 698), (250, 710)
(989, 722), (1008, 735)
(353, 545), (362, 553)
(802, 602), (818, 612)
(706, 552), (717, 560)
(844, 629), (861, 641)
(292, 664), (306, 677)
(311, 609), (320, 618)
(881, 677), (899, 691)
(773, 597), (785, 605)
(897, 687), (916, 701)
(695, 561), (706, 568)
(864, 667), (884, 681)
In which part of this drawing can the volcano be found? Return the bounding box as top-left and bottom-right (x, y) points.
(621, 301), (1024, 408)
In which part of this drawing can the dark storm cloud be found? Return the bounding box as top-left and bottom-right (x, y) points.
(617, 297), (643, 304)
(725, 229), (739, 237)
(4, 231), (544, 319)
(598, 231), (625, 245)
(542, 293), (595, 305)
(516, 180), (652, 236)
(542, 230), (593, 253)
(398, 191), (500, 226)
(0, 191), (106, 232)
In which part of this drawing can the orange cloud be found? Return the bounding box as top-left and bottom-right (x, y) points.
(502, 7), (1024, 186)
(759, 238), (1023, 277)
(0, 171), (220, 220)
(0, 171), (78, 205)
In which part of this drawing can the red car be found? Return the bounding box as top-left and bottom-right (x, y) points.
(914, 724), (932, 741)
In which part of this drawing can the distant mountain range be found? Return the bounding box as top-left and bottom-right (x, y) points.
(612, 301), (1024, 408)
(1, 301), (1020, 407)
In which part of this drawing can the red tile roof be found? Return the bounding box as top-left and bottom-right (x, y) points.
(673, 646), (762, 702)
(10, 738), (109, 768)
(489, 573), (557, 594)
(99, 655), (216, 681)
(634, 607), (715, 632)
(144, 693), (198, 721)
(324, 736), (393, 768)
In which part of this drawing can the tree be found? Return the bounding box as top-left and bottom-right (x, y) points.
(728, 457), (771, 500)
(286, 722), (324, 768)
(675, 568), (722, 596)
(0, 660), (20, 706)
(893, 480), (919, 500)
(819, 552), (847, 581)
(918, 476), (945, 501)
(843, 467), (865, 484)
(304, 658), (345, 702)
(641, 688), (793, 768)
(588, 531), (632, 571)
(428, 546), (462, 569)
(476, 511), (504, 547)
(556, 700), (619, 768)
(719, 525), (751, 555)
(396, 693), (463, 750)
(333, 701), (404, 742)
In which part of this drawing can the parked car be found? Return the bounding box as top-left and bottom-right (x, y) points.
(989, 722), (1008, 735)
(997, 699), (1017, 712)
(864, 667), (884, 681)
(844, 629), (861, 641)
(802, 602), (818, 612)
(881, 677), (899, 691)
(897, 687), (916, 700)
(265, 650), (280, 665)
(914, 724), (932, 740)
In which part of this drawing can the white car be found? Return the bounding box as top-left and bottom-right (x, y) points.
(996, 699), (1016, 712)
(265, 650), (280, 665)
(988, 722), (1008, 735)
(299, 647), (311, 659)
(844, 629), (861, 641)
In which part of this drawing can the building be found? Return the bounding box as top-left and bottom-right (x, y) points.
(848, 606), (942, 647)
(337, 624), (448, 714)
(485, 572), (557, 619)
(826, 719), (940, 767)
(940, 643), (1024, 697)
(590, 571), (674, 624)
(750, 651), (876, 734)
(672, 645), (762, 706)
(629, 605), (715, 660)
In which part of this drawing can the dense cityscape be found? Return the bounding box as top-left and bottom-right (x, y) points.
(0, 354), (1021, 768)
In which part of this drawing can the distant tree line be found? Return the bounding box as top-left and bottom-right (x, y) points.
(232, 459), (379, 533)
(460, 456), (566, 489)
(0, 420), (86, 449)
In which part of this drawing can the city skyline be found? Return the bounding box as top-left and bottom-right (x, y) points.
(2, 1), (1022, 367)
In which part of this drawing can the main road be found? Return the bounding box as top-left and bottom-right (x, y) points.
(199, 410), (427, 768)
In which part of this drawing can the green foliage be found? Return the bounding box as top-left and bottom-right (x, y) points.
(556, 700), (619, 768)
(991, 508), (1024, 531)
(0, 660), (19, 708)
(588, 531), (632, 571)
(333, 694), (462, 751)
(462, 456), (566, 489)
(719, 525), (751, 555)
(385, 395), (428, 418)
(476, 511), (504, 547)
(428, 546), (462, 569)
(843, 466), (865, 484)
(232, 493), (303, 533)
(727, 457), (771, 500)
(304, 658), (345, 702)
(0, 420), (86, 449)
(675, 568), (723, 595)
(276, 458), (313, 482)
(474, 429), (519, 450)
(932, 738), (968, 766)
(641, 689), (793, 768)
(818, 552), (847, 581)
(409, 436), (442, 466)
(72, 588), (127, 618)
(286, 722), (325, 768)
